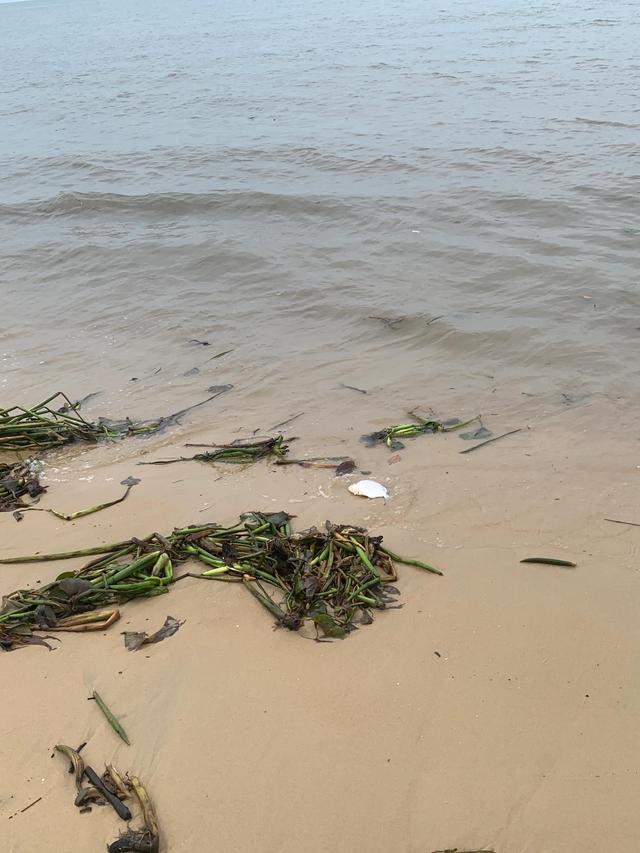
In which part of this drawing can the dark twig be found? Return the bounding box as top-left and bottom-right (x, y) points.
(83, 766), (132, 820)
(338, 383), (368, 395)
(269, 412), (304, 431)
(19, 797), (43, 814)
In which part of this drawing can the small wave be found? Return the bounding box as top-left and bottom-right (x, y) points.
(573, 117), (640, 129)
(449, 146), (555, 168)
(0, 189), (359, 221)
(8, 144), (424, 178)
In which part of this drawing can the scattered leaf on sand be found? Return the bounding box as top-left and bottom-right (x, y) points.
(123, 615), (185, 651)
(459, 426), (493, 441)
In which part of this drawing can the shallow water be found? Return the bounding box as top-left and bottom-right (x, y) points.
(1, 0), (639, 425)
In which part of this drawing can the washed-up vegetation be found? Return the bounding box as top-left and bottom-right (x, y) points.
(139, 435), (288, 466)
(0, 387), (232, 453)
(91, 690), (131, 745)
(362, 412), (480, 450)
(275, 456), (356, 475)
(520, 557), (576, 567)
(459, 427), (522, 454)
(13, 476), (141, 522)
(55, 744), (159, 851)
(123, 615), (184, 651)
(0, 512), (441, 649)
(0, 458), (45, 511)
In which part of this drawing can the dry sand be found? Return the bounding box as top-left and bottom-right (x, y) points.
(1, 392), (639, 852)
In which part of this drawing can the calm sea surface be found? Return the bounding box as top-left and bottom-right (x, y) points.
(1, 0), (638, 425)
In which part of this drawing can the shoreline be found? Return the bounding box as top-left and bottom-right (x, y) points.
(1, 389), (639, 851)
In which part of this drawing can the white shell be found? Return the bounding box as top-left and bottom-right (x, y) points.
(348, 479), (389, 500)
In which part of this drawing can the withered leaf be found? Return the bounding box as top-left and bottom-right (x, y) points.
(57, 578), (94, 598)
(123, 615), (184, 651)
(334, 460), (356, 477)
(120, 476), (141, 488)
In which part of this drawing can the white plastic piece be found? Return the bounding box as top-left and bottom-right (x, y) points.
(348, 479), (389, 500)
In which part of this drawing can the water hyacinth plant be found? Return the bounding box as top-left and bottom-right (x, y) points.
(0, 387), (233, 453)
(361, 411), (480, 450)
(0, 512), (442, 648)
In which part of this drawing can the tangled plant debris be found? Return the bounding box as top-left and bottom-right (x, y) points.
(361, 412), (480, 450)
(139, 435), (288, 466)
(0, 459), (46, 511)
(0, 512), (442, 649)
(0, 387), (232, 453)
(54, 744), (159, 852)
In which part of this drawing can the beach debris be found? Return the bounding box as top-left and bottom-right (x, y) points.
(0, 458), (46, 511)
(0, 623), (58, 651)
(348, 479), (389, 500)
(123, 615), (184, 651)
(275, 455), (355, 474)
(55, 745), (155, 846)
(53, 744), (115, 813)
(338, 382), (367, 394)
(188, 338), (210, 346)
(91, 690), (130, 745)
(431, 849), (496, 853)
(0, 513), (441, 647)
(194, 515), (429, 638)
(362, 412), (480, 450)
(604, 517), (640, 528)
(83, 765), (132, 820)
(206, 348), (233, 361)
(109, 775), (160, 853)
(520, 557), (576, 567)
(16, 476), (141, 522)
(50, 477), (140, 521)
(104, 764), (130, 802)
(139, 435), (288, 466)
(53, 607), (121, 632)
(56, 391), (103, 413)
(17, 796), (43, 815)
(459, 426), (493, 441)
(0, 388), (232, 453)
(460, 428), (522, 454)
(0, 539), (133, 564)
(269, 411), (304, 431)
(55, 744), (90, 803)
(368, 315), (405, 330)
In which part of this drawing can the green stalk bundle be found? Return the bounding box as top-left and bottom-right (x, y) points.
(0, 512), (442, 649)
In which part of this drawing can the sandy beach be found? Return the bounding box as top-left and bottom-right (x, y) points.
(2, 388), (639, 852)
(3, 0), (640, 849)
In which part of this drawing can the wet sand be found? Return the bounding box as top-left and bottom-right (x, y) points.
(2, 392), (639, 852)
